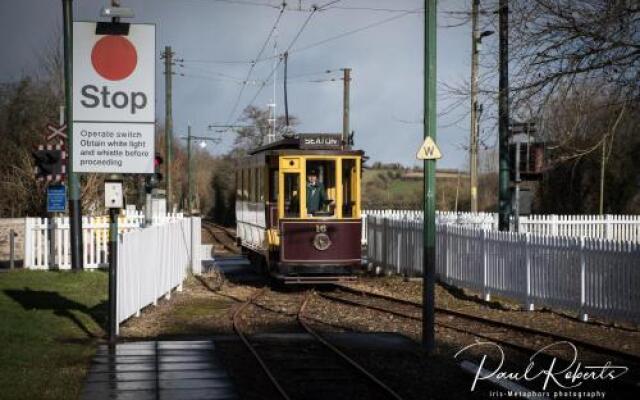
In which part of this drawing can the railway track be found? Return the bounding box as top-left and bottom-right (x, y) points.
(232, 288), (405, 400)
(202, 220), (239, 254)
(325, 284), (640, 366)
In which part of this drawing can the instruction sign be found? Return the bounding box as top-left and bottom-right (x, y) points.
(72, 22), (155, 173)
(47, 185), (67, 213)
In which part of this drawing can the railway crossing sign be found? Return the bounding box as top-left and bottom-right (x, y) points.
(46, 123), (67, 142)
(33, 144), (67, 182)
(72, 21), (155, 174)
(416, 136), (442, 160)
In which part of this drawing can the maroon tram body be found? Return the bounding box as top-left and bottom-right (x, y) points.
(235, 135), (364, 283)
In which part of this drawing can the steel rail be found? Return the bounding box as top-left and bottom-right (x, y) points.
(202, 221), (239, 254)
(298, 291), (405, 400)
(232, 287), (292, 400)
(331, 285), (640, 365)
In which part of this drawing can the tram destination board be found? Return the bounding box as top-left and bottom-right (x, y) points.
(299, 134), (343, 150)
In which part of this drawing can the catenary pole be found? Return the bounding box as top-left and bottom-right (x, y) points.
(163, 46), (174, 212)
(284, 52), (290, 127)
(469, 0), (479, 212)
(187, 125), (194, 213)
(422, 0), (437, 353)
(342, 68), (351, 147)
(498, 0), (511, 231)
(62, 0), (84, 270)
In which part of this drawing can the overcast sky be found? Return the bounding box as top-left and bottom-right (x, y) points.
(1, 0), (489, 169)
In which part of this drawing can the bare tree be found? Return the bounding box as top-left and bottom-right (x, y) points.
(231, 106), (298, 156)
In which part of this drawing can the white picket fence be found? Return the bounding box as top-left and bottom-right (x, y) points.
(362, 210), (640, 243)
(117, 217), (201, 332)
(365, 216), (640, 325)
(519, 214), (640, 242)
(24, 211), (184, 269)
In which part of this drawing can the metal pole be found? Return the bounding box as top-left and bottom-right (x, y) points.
(498, 0), (511, 231)
(342, 68), (351, 148)
(108, 207), (118, 344)
(187, 125), (193, 213)
(9, 229), (15, 270)
(423, 0), (437, 353)
(62, 0), (84, 270)
(469, 0), (479, 213)
(514, 141), (521, 232)
(599, 138), (606, 215)
(164, 46), (174, 212)
(284, 52), (290, 127)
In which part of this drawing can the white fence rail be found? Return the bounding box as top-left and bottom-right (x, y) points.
(117, 217), (201, 332)
(362, 210), (640, 243)
(24, 212), (184, 269)
(365, 216), (640, 325)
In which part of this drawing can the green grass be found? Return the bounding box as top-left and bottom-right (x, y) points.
(0, 270), (107, 400)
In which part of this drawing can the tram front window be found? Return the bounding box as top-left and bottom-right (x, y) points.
(306, 160), (335, 217)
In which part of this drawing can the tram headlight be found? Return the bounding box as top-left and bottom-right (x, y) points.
(313, 233), (332, 251)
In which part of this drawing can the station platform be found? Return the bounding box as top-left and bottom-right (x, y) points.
(81, 340), (237, 400)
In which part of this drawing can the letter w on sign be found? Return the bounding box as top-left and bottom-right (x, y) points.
(416, 136), (442, 160)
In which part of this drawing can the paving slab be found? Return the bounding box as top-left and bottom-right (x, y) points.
(81, 340), (238, 400)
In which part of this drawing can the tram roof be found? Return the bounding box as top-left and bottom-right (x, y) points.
(248, 134), (364, 156)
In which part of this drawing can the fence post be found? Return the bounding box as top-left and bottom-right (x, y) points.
(443, 224), (449, 281)
(481, 229), (490, 301)
(48, 218), (56, 269)
(604, 215), (613, 241)
(524, 233), (534, 311)
(382, 217), (388, 274)
(579, 236), (588, 322)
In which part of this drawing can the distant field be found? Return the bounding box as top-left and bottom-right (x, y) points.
(362, 167), (474, 210)
(0, 270), (107, 400)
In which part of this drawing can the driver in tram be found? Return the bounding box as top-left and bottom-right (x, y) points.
(306, 169), (332, 215)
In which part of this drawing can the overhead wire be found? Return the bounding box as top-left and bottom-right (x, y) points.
(228, 0), (338, 127)
(224, 3), (287, 124)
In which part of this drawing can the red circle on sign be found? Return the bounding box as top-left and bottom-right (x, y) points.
(91, 36), (137, 81)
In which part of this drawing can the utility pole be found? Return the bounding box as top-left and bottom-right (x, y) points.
(187, 125), (194, 213)
(342, 68), (351, 148)
(599, 138), (606, 215)
(469, 0), (479, 213)
(423, 0), (437, 353)
(498, 0), (511, 231)
(163, 46), (174, 212)
(62, 0), (84, 270)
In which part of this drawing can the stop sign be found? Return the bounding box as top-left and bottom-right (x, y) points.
(72, 22), (155, 174)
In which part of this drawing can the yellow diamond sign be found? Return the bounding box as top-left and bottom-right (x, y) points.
(416, 136), (442, 160)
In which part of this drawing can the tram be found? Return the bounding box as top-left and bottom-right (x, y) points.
(235, 134), (363, 283)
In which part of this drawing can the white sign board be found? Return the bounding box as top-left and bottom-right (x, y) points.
(73, 22), (155, 173)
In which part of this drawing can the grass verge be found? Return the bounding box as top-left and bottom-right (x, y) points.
(0, 270), (107, 400)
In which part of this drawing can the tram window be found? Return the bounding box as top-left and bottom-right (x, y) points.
(249, 168), (255, 202)
(305, 160), (336, 217)
(283, 173), (300, 218)
(269, 170), (278, 202)
(240, 170), (244, 201)
(236, 171), (241, 199)
(342, 159), (355, 217)
(242, 169), (248, 201)
(258, 168), (264, 202)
